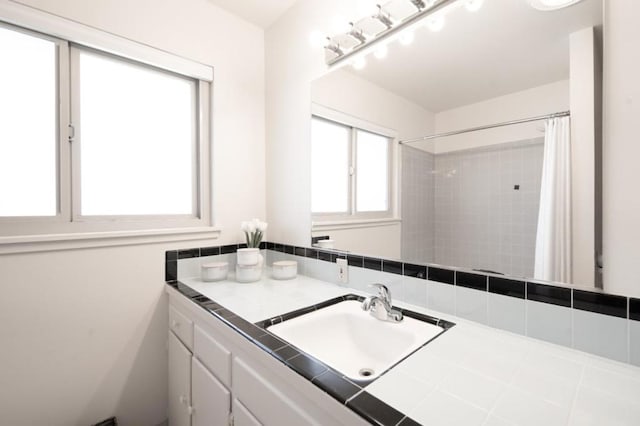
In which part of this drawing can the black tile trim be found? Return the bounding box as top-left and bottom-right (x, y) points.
(318, 250), (332, 262)
(312, 370), (361, 404)
(489, 277), (525, 299)
(166, 241), (636, 322)
(165, 260), (177, 282)
(456, 271), (487, 291)
(428, 267), (454, 285)
(631, 298), (640, 321)
(305, 248), (319, 259)
(403, 263), (426, 279)
(200, 246), (220, 257)
(363, 257), (382, 271)
(397, 416), (422, 426)
(220, 244), (237, 254)
(347, 255), (364, 268)
(286, 353), (328, 380)
(573, 290), (628, 319)
(383, 260), (403, 275)
(346, 392), (405, 426)
(527, 282), (571, 308)
(178, 248), (200, 259)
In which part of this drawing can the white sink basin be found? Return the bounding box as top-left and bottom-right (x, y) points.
(267, 299), (447, 381)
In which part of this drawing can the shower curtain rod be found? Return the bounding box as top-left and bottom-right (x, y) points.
(399, 110), (570, 145)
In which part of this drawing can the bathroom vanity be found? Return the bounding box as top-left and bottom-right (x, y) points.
(167, 271), (640, 426)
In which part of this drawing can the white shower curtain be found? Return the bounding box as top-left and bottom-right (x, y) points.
(534, 116), (572, 283)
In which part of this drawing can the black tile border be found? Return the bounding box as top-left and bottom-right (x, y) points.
(631, 298), (640, 322)
(166, 242), (637, 322)
(489, 277), (526, 299)
(573, 290), (628, 319)
(428, 267), (455, 285)
(527, 282), (571, 308)
(456, 271), (487, 291)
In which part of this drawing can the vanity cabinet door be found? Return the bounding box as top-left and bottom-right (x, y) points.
(192, 357), (231, 426)
(169, 331), (192, 426)
(232, 398), (262, 426)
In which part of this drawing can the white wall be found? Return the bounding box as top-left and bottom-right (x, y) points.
(0, 0), (265, 424)
(432, 80), (570, 153)
(603, 0), (640, 297)
(310, 68), (435, 258)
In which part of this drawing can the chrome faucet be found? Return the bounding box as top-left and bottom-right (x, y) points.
(361, 284), (403, 323)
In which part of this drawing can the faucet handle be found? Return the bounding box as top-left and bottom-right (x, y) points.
(369, 283), (391, 301)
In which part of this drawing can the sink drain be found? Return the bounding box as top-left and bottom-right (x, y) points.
(358, 368), (375, 378)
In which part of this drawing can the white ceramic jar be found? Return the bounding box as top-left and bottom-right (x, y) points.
(236, 248), (260, 266)
(201, 261), (228, 282)
(236, 263), (262, 283)
(272, 260), (297, 280)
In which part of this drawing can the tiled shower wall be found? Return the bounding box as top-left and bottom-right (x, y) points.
(402, 139), (544, 277)
(401, 145), (435, 264)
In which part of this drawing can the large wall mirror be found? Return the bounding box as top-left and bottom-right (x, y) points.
(310, 0), (603, 289)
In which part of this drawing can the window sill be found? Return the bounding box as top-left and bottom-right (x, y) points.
(311, 218), (401, 232)
(0, 226), (221, 254)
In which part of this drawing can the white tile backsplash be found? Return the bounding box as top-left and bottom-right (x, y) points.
(488, 293), (526, 334)
(526, 300), (572, 347)
(573, 309), (628, 363)
(631, 320), (640, 367)
(427, 280), (455, 315)
(455, 286), (488, 324)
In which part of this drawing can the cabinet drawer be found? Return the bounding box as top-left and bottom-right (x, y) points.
(170, 305), (194, 350)
(233, 398), (262, 426)
(194, 325), (232, 387)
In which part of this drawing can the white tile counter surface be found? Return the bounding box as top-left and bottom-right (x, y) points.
(179, 273), (640, 426)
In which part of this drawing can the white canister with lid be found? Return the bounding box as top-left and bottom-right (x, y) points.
(272, 260), (297, 280)
(201, 261), (228, 282)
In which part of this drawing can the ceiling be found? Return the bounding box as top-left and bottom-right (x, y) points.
(343, 0), (603, 112)
(206, 0), (298, 28)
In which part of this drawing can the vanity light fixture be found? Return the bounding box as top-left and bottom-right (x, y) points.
(348, 23), (367, 44)
(529, 0), (585, 11)
(323, 0), (458, 67)
(372, 4), (394, 29)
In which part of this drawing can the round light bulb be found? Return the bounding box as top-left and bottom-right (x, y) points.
(465, 0), (484, 12)
(399, 31), (414, 46)
(352, 57), (366, 70)
(426, 15), (445, 32)
(374, 44), (388, 59)
(308, 31), (326, 48)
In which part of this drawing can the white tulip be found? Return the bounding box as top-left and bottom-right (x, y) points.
(256, 221), (268, 232)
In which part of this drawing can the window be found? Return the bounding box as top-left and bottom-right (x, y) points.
(311, 115), (395, 220)
(0, 20), (212, 238)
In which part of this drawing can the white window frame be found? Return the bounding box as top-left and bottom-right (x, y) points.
(311, 104), (399, 225)
(0, 3), (216, 246)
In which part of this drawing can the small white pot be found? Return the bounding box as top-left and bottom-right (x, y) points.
(236, 247), (260, 266)
(236, 263), (262, 283)
(201, 261), (228, 282)
(272, 260), (297, 280)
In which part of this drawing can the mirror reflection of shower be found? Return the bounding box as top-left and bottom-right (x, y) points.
(400, 112), (571, 281)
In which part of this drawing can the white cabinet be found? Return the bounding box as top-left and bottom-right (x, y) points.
(192, 357), (231, 426)
(168, 331), (192, 426)
(169, 305), (232, 426)
(232, 398), (262, 426)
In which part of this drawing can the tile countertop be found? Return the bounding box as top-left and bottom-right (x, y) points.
(177, 273), (640, 426)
